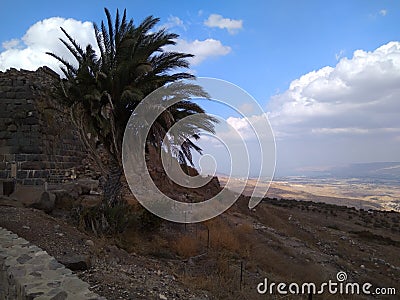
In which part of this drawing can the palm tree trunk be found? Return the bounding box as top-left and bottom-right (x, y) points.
(87, 161), (124, 234)
(102, 161), (123, 208)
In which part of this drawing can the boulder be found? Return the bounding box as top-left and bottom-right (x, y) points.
(9, 184), (44, 207)
(29, 191), (55, 213)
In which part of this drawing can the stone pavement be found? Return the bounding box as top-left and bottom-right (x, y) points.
(0, 227), (105, 299)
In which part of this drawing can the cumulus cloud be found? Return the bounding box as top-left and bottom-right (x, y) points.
(268, 41), (400, 137)
(2, 39), (20, 50)
(265, 41), (400, 172)
(226, 114), (274, 142)
(204, 14), (243, 34)
(161, 16), (186, 31)
(226, 116), (254, 140)
(379, 9), (387, 16)
(0, 17), (97, 74)
(168, 38), (231, 65)
(1, 17), (231, 73)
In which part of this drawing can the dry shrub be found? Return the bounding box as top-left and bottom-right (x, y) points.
(171, 234), (201, 258)
(207, 219), (242, 254)
(236, 223), (253, 235)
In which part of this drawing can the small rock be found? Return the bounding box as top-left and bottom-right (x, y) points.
(360, 265), (365, 269)
(165, 275), (175, 281)
(7, 124), (17, 132)
(22, 225), (30, 230)
(159, 294), (168, 300)
(59, 254), (91, 271)
(85, 239), (94, 247)
(377, 259), (386, 264)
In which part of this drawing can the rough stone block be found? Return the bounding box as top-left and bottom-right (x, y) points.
(23, 117), (39, 125)
(22, 179), (35, 185)
(16, 92), (30, 98)
(21, 161), (45, 170)
(16, 171), (27, 180)
(0, 111), (11, 118)
(33, 179), (45, 185)
(30, 125), (40, 132)
(0, 132), (12, 139)
(15, 154), (27, 161)
(5, 92), (15, 98)
(24, 146), (42, 154)
(26, 154), (45, 162)
(4, 154), (14, 162)
(7, 124), (17, 132)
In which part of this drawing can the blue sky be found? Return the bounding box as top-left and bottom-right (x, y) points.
(1, 1), (400, 177)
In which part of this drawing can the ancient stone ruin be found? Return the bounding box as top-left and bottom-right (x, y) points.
(0, 67), (86, 195)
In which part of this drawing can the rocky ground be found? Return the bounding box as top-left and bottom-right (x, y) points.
(1, 189), (400, 299)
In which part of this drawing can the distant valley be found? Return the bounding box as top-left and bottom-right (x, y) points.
(288, 161), (400, 182)
(218, 163), (400, 212)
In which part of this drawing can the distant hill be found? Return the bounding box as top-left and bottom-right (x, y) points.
(331, 162), (400, 179)
(296, 162), (400, 181)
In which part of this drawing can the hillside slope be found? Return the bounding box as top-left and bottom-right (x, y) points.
(1, 195), (399, 299)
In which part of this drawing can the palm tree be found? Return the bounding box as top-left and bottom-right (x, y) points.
(47, 8), (217, 231)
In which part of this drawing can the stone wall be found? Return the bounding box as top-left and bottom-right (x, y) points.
(0, 227), (104, 299)
(0, 67), (86, 188)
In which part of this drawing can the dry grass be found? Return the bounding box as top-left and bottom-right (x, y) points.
(171, 234), (202, 258)
(205, 218), (242, 254)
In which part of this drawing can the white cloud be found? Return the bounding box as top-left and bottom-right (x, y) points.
(266, 41), (400, 171)
(268, 42), (400, 134)
(227, 116), (253, 139)
(0, 17), (97, 74)
(379, 9), (387, 16)
(168, 38), (231, 65)
(238, 102), (255, 114)
(204, 14), (243, 34)
(2, 39), (20, 50)
(224, 114), (273, 142)
(1, 17), (231, 72)
(161, 16), (186, 31)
